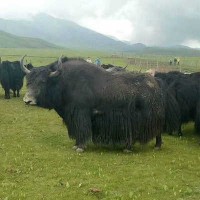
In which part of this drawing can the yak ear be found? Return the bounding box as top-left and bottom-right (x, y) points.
(49, 55), (63, 77)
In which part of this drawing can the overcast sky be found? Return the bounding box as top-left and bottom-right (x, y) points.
(0, 0), (200, 47)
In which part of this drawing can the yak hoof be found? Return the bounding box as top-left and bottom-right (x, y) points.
(123, 149), (132, 153)
(72, 145), (78, 150)
(76, 148), (84, 153)
(154, 146), (161, 150)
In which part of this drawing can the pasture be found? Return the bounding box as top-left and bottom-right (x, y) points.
(0, 48), (200, 200)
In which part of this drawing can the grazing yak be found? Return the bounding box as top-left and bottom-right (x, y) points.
(155, 71), (200, 136)
(21, 55), (166, 152)
(0, 59), (33, 99)
(101, 64), (127, 73)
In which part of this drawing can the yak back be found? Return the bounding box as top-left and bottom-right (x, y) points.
(59, 61), (162, 111)
(155, 71), (186, 85)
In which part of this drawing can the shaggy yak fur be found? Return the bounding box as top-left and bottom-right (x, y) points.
(23, 57), (166, 152)
(154, 77), (181, 135)
(155, 71), (200, 136)
(0, 60), (33, 99)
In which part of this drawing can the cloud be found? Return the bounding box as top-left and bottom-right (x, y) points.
(0, 0), (200, 47)
(182, 39), (200, 48)
(0, 0), (47, 18)
(107, 0), (200, 46)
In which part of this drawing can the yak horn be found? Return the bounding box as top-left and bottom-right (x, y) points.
(20, 55), (31, 74)
(123, 65), (128, 69)
(49, 55), (63, 77)
(57, 55), (63, 70)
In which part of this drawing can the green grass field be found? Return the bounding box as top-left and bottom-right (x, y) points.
(0, 48), (200, 200)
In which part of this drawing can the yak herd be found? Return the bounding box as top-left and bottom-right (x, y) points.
(0, 56), (200, 152)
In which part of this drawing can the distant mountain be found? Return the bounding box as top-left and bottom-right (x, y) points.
(0, 30), (59, 48)
(130, 46), (200, 56)
(131, 43), (146, 49)
(162, 44), (191, 49)
(0, 13), (132, 51)
(0, 13), (200, 56)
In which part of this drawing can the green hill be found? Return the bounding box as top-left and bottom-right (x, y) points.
(0, 30), (59, 48)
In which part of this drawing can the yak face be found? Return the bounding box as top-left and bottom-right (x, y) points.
(22, 55), (63, 108)
(24, 67), (55, 107)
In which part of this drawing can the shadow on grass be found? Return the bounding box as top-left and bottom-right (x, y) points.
(164, 122), (200, 142)
(38, 132), (164, 155)
(36, 121), (200, 155)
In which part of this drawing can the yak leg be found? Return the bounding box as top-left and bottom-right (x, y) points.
(178, 124), (183, 137)
(155, 134), (162, 149)
(67, 109), (92, 152)
(123, 119), (133, 153)
(17, 90), (20, 97)
(123, 144), (132, 153)
(168, 131), (172, 135)
(124, 133), (133, 153)
(123, 147), (132, 153)
(13, 90), (17, 97)
(195, 102), (200, 134)
(4, 89), (10, 99)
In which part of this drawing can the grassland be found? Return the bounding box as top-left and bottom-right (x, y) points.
(1, 48), (200, 72)
(0, 48), (200, 200)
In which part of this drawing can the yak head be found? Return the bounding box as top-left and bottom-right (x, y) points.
(21, 55), (62, 108)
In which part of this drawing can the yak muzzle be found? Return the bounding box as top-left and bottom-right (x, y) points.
(23, 93), (37, 105)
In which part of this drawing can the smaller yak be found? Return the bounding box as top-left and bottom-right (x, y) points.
(101, 64), (127, 73)
(155, 71), (200, 136)
(21, 56), (165, 152)
(0, 59), (33, 99)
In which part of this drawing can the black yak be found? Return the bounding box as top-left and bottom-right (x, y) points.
(101, 64), (127, 73)
(0, 59), (33, 99)
(155, 71), (200, 136)
(154, 77), (181, 135)
(21, 56), (165, 152)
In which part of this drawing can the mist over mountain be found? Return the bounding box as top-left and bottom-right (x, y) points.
(0, 13), (132, 51)
(0, 13), (200, 56)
